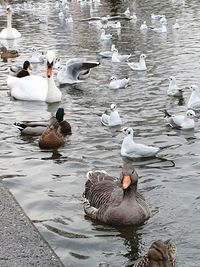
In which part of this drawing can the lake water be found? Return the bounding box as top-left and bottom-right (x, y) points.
(0, 0), (200, 266)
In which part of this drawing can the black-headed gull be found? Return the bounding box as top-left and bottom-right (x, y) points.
(167, 76), (183, 97)
(101, 103), (122, 127)
(108, 76), (130, 89)
(100, 29), (112, 41)
(127, 54), (147, 71)
(172, 19), (180, 29)
(119, 127), (160, 158)
(99, 44), (116, 58)
(140, 21), (148, 31)
(150, 21), (167, 33)
(164, 109), (197, 129)
(187, 85), (200, 110)
(112, 48), (131, 63)
(30, 47), (45, 63)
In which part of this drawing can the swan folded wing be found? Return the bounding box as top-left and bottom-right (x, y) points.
(7, 75), (47, 101)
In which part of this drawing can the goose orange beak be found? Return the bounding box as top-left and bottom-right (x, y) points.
(47, 66), (53, 78)
(122, 175), (131, 189)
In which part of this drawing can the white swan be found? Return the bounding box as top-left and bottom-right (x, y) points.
(0, 5), (21, 39)
(7, 50), (62, 103)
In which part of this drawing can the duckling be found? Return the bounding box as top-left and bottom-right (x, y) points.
(38, 119), (65, 149)
(133, 239), (176, 267)
(0, 46), (19, 59)
(14, 107), (71, 136)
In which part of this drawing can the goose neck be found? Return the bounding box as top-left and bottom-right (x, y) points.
(123, 184), (137, 199)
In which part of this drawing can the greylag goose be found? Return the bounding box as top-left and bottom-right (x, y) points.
(133, 239), (176, 267)
(83, 164), (150, 226)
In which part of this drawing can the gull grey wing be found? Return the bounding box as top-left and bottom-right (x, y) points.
(67, 61), (100, 80)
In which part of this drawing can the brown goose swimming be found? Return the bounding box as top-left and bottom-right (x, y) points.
(83, 164), (150, 226)
(133, 239), (177, 267)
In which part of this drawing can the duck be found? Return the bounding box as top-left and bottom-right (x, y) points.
(133, 239), (177, 267)
(187, 85), (200, 110)
(99, 44), (116, 58)
(101, 103), (122, 127)
(108, 76), (130, 89)
(164, 109), (197, 130)
(167, 76), (183, 97)
(111, 48), (131, 63)
(9, 61), (32, 78)
(30, 47), (45, 63)
(7, 50), (62, 103)
(38, 119), (65, 149)
(127, 54), (147, 71)
(0, 5), (21, 39)
(140, 21), (148, 31)
(14, 107), (71, 136)
(0, 46), (19, 59)
(119, 127), (160, 158)
(100, 29), (112, 41)
(56, 58), (100, 85)
(83, 164), (150, 226)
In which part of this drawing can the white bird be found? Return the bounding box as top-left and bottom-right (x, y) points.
(56, 58), (100, 85)
(65, 14), (73, 23)
(187, 85), (200, 110)
(100, 29), (112, 41)
(0, 5), (21, 39)
(172, 19), (180, 29)
(7, 50), (62, 103)
(99, 44), (116, 58)
(101, 103), (122, 127)
(30, 47), (45, 63)
(151, 13), (165, 20)
(167, 76), (183, 97)
(108, 76), (130, 89)
(120, 127), (160, 158)
(151, 21), (167, 33)
(109, 21), (121, 29)
(58, 10), (65, 19)
(127, 54), (147, 71)
(160, 15), (167, 24)
(112, 48), (131, 63)
(124, 7), (130, 17)
(130, 12), (137, 22)
(140, 21), (148, 31)
(164, 109), (197, 129)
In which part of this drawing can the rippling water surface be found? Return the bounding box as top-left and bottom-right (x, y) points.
(1, 0), (200, 266)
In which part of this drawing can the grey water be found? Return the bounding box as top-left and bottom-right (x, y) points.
(0, 0), (200, 266)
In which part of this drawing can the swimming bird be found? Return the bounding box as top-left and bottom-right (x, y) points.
(83, 164), (150, 226)
(124, 7), (130, 17)
(129, 12), (138, 22)
(38, 119), (65, 149)
(0, 5), (21, 39)
(56, 58), (100, 85)
(14, 108), (71, 136)
(140, 21), (148, 31)
(151, 21), (167, 33)
(101, 103), (122, 127)
(0, 46), (19, 59)
(160, 15), (167, 24)
(167, 76), (183, 97)
(7, 50), (62, 103)
(151, 13), (165, 21)
(112, 48), (131, 63)
(108, 76), (130, 89)
(164, 109), (196, 130)
(9, 61), (32, 78)
(133, 239), (177, 267)
(100, 29), (112, 41)
(187, 85), (200, 110)
(172, 19), (180, 29)
(99, 44), (116, 58)
(127, 54), (147, 71)
(109, 21), (121, 29)
(119, 127), (160, 158)
(30, 47), (45, 63)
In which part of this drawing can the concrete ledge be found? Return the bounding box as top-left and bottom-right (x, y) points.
(0, 181), (64, 267)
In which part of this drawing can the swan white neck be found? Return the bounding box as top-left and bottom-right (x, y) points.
(7, 12), (12, 29)
(45, 74), (61, 103)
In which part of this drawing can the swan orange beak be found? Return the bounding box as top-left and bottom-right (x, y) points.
(47, 66), (53, 78)
(122, 175), (131, 189)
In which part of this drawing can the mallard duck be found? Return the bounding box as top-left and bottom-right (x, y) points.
(38, 119), (65, 149)
(14, 107), (71, 136)
(83, 164), (150, 226)
(133, 239), (176, 267)
(0, 5), (21, 39)
(7, 50), (62, 103)
(0, 46), (19, 59)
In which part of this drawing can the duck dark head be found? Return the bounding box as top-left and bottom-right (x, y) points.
(56, 108), (65, 123)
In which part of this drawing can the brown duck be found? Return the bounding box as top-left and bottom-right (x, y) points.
(133, 239), (177, 267)
(0, 46), (19, 59)
(38, 119), (65, 149)
(83, 164), (150, 226)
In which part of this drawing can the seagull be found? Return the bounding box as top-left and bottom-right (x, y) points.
(164, 109), (197, 129)
(56, 58), (100, 85)
(108, 76), (130, 89)
(100, 29), (112, 41)
(119, 127), (160, 158)
(127, 54), (147, 71)
(124, 7), (130, 18)
(30, 47), (45, 63)
(151, 21), (167, 33)
(101, 103), (122, 127)
(130, 12), (137, 22)
(99, 44), (116, 58)
(187, 85), (200, 110)
(172, 19), (180, 29)
(160, 15), (167, 24)
(140, 21), (148, 31)
(167, 76), (183, 97)
(151, 13), (165, 20)
(65, 14), (73, 23)
(109, 21), (121, 29)
(112, 48), (131, 63)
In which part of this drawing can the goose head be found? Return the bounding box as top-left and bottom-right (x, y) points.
(46, 50), (56, 78)
(119, 164), (138, 191)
